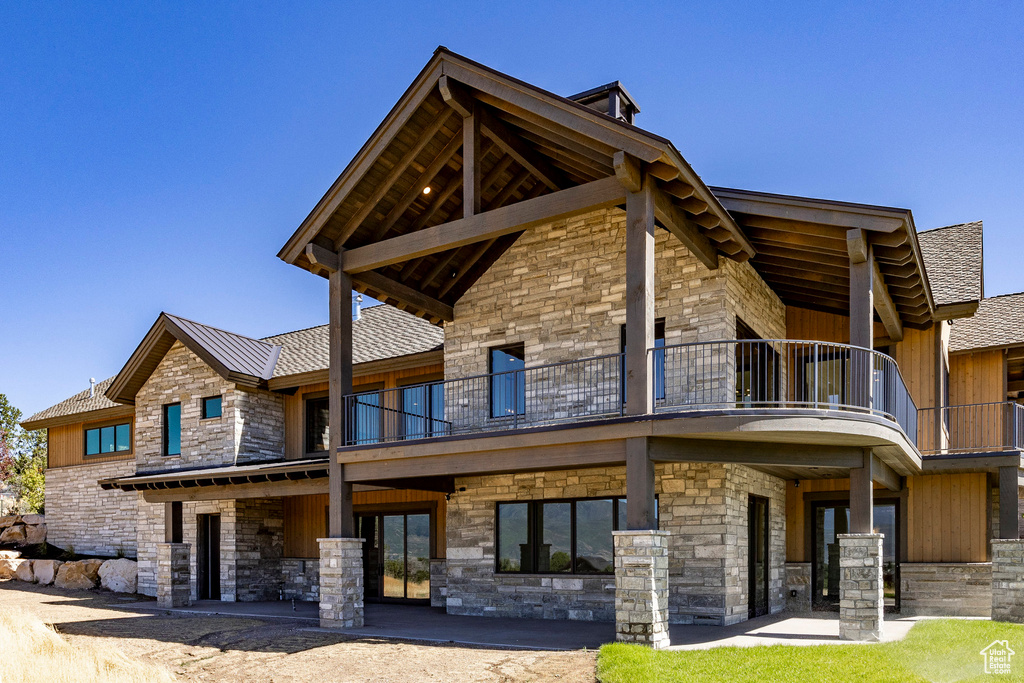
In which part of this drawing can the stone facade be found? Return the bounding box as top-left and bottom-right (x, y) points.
(614, 530), (670, 648)
(991, 539), (1024, 623)
(785, 562), (812, 612)
(136, 496), (166, 597)
(900, 563), (992, 617)
(282, 558), (319, 601)
(156, 542), (191, 608)
(44, 460), (138, 557)
(134, 341), (284, 474)
(838, 534), (884, 642)
(319, 537), (364, 628)
(429, 558), (447, 608)
(444, 462), (785, 624)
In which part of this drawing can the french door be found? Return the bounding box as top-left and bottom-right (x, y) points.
(357, 511), (432, 603)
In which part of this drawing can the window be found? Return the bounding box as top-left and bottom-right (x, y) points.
(163, 403), (181, 456)
(201, 396), (222, 419)
(305, 394), (330, 453)
(620, 319), (666, 402)
(496, 497), (656, 574)
(489, 344), (525, 418)
(351, 388), (382, 445)
(401, 382), (445, 439)
(84, 422), (131, 456)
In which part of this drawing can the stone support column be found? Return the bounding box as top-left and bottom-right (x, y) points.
(156, 542), (191, 609)
(613, 530), (670, 649)
(838, 533), (883, 641)
(992, 539), (1024, 623)
(318, 537), (364, 628)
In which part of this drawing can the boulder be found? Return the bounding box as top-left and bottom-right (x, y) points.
(19, 514), (43, 525)
(0, 525), (26, 545)
(33, 560), (62, 586)
(14, 559), (34, 583)
(0, 558), (20, 579)
(0, 550), (21, 559)
(98, 558), (138, 593)
(55, 560), (100, 590)
(0, 515), (17, 529)
(24, 523), (46, 546)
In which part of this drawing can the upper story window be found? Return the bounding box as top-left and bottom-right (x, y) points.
(202, 396), (222, 419)
(163, 403), (181, 456)
(620, 319), (666, 402)
(490, 344), (525, 418)
(84, 422), (131, 456)
(305, 393), (330, 453)
(400, 380), (445, 439)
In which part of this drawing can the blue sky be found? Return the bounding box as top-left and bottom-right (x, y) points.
(2, 2), (1022, 417)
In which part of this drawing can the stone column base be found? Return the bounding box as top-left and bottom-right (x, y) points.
(156, 542), (191, 609)
(838, 534), (883, 641)
(992, 540), (1024, 623)
(318, 537), (365, 629)
(613, 530), (670, 649)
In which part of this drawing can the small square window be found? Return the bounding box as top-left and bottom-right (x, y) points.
(202, 396), (222, 419)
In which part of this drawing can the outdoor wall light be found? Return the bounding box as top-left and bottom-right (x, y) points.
(423, 186), (431, 195)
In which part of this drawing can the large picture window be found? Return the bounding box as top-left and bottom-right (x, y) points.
(163, 403), (181, 456)
(496, 497), (656, 574)
(84, 422), (131, 456)
(400, 382), (445, 439)
(489, 344), (525, 418)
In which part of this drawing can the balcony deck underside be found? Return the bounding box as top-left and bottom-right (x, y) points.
(337, 408), (923, 485)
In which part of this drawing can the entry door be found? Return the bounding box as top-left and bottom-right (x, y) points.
(358, 512), (431, 603)
(748, 496), (769, 618)
(197, 514), (221, 600)
(812, 502), (899, 610)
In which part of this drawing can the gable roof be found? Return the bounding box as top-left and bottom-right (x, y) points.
(20, 377), (132, 431)
(949, 292), (1024, 353)
(277, 47), (755, 324)
(262, 304), (443, 378)
(105, 313), (282, 405)
(918, 221), (983, 316)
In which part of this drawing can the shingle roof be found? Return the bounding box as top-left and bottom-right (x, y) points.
(918, 221), (983, 307)
(950, 292), (1024, 353)
(24, 304), (444, 426)
(22, 377), (122, 426)
(262, 304), (444, 378)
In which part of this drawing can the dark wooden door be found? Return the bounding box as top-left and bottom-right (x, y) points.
(748, 496), (769, 619)
(197, 514), (221, 600)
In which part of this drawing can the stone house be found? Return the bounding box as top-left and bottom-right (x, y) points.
(22, 48), (1024, 647)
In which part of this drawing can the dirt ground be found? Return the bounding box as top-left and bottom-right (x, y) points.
(0, 582), (597, 682)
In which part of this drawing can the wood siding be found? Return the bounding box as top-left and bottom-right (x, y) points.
(47, 421), (134, 469)
(283, 489), (448, 558)
(950, 350), (1005, 405)
(283, 363), (444, 460)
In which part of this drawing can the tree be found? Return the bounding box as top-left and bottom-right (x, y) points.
(0, 394), (47, 514)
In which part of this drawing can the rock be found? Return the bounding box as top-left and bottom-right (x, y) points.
(0, 558), (20, 579)
(0, 525), (26, 545)
(19, 514), (43, 525)
(0, 515), (17, 529)
(0, 550), (21, 559)
(24, 523), (46, 546)
(99, 558), (138, 593)
(33, 560), (62, 586)
(14, 559), (34, 583)
(55, 560), (101, 590)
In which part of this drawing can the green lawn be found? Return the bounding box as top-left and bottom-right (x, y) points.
(598, 620), (1024, 683)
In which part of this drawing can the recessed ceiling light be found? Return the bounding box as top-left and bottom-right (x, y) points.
(423, 187), (431, 195)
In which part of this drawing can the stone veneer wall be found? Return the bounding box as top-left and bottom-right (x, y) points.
(134, 341), (284, 474)
(282, 558), (320, 601)
(443, 208), (785, 382)
(233, 498), (284, 602)
(136, 496), (166, 597)
(44, 460), (139, 557)
(445, 462), (786, 624)
(784, 563), (812, 612)
(900, 563), (992, 617)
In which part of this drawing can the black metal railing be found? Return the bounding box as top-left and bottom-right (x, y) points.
(917, 402), (1024, 455)
(341, 340), (918, 446)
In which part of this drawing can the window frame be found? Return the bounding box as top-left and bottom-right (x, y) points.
(163, 402), (182, 456)
(397, 373), (446, 440)
(488, 343), (526, 419)
(620, 318), (666, 403)
(201, 395), (223, 420)
(83, 419), (133, 458)
(494, 496), (658, 575)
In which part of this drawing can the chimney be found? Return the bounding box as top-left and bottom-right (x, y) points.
(89, 378), (95, 398)
(353, 294), (363, 321)
(568, 81), (640, 125)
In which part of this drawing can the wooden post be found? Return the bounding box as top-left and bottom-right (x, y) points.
(463, 104), (481, 217)
(847, 230), (874, 410)
(328, 258), (354, 538)
(849, 449), (874, 534)
(625, 172), (655, 416)
(626, 437), (656, 530)
(999, 465), (1020, 540)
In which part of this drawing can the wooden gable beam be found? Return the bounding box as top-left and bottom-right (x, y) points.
(342, 176), (627, 274)
(353, 270), (454, 321)
(872, 257), (904, 342)
(652, 181), (719, 271)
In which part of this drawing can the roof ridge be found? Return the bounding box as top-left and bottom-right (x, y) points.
(918, 220), (983, 234)
(163, 312), (277, 349)
(978, 291), (1024, 301)
(261, 303), (393, 341)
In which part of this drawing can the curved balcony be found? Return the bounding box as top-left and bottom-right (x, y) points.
(341, 339), (917, 447)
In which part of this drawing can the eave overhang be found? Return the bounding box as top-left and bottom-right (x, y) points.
(99, 458), (330, 492)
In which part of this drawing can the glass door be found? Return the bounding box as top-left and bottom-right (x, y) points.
(748, 496), (769, 618)
(358, 511), (431, 603)
(812, 501), (899, 611)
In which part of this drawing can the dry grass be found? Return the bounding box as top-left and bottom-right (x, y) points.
(0, 609), (173, 683)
